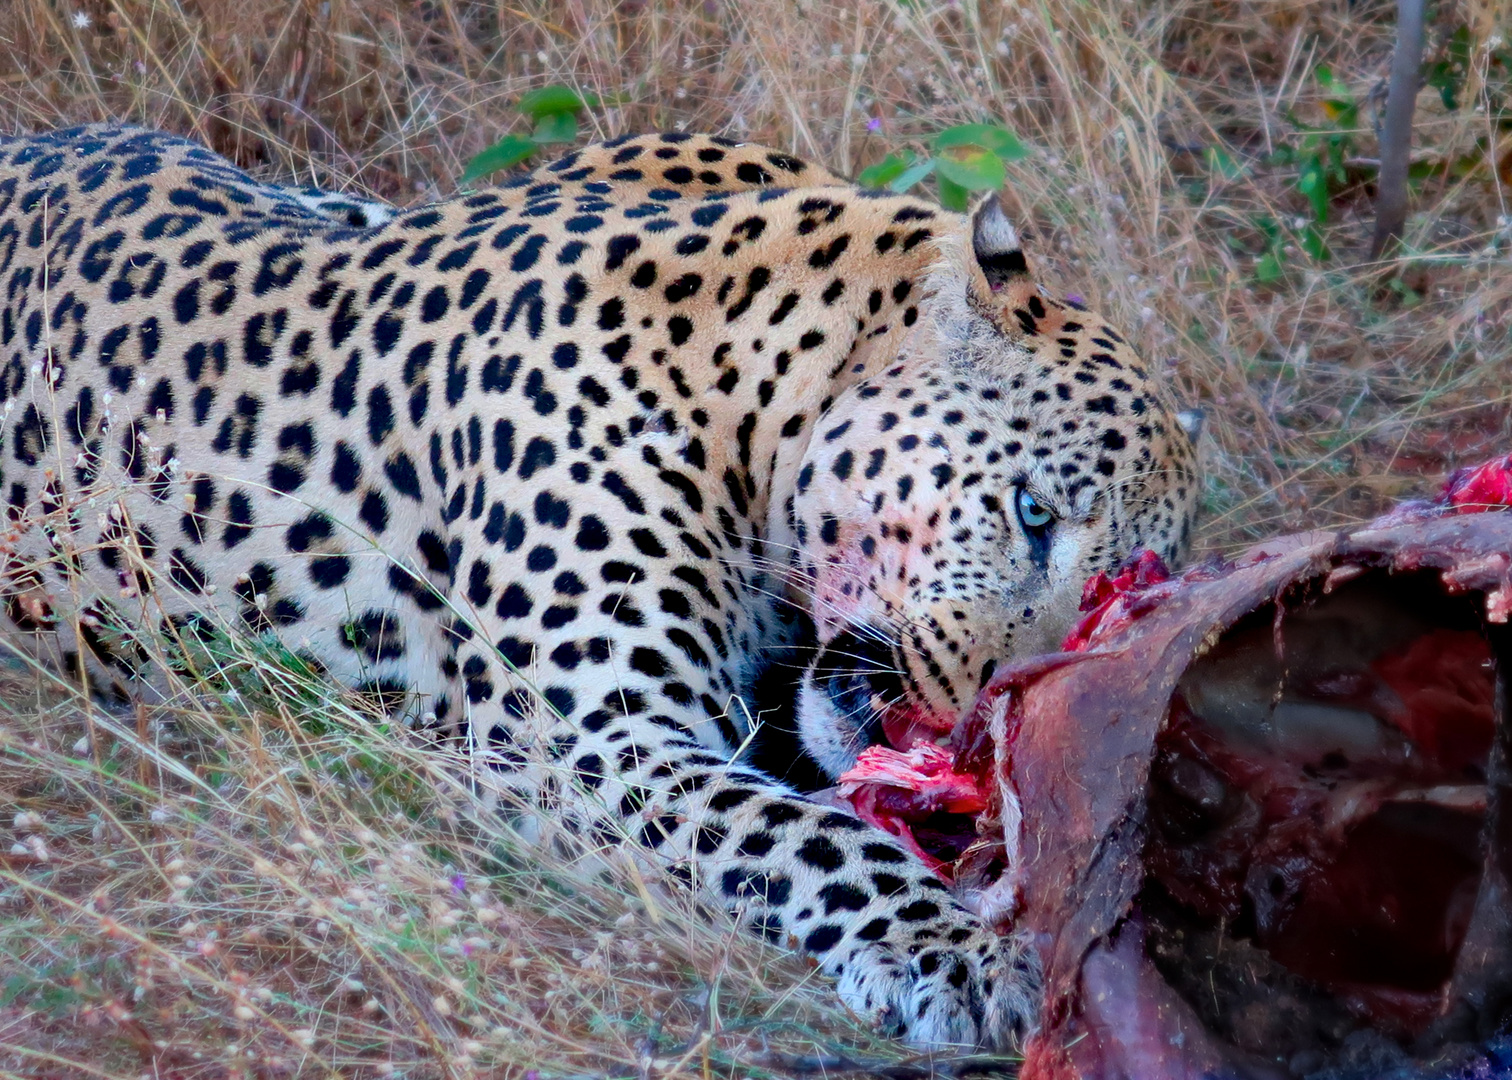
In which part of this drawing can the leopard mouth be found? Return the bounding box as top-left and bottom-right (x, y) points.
(813, 628), (903, 749)
(793, 627), (956, 779)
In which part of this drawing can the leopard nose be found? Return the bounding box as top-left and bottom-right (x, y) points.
(812, 628), (904, 749)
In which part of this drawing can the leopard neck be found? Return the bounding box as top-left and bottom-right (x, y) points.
(607, 188), (958, 554)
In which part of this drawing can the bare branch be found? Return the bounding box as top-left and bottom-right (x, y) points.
(1371, 0), (1426, 259)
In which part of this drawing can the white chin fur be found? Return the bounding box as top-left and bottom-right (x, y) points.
(795, 679), (870, 780)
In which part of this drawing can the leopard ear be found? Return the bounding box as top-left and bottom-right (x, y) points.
(965, 194), (1044, 337)
(970, 194), (1029, 293)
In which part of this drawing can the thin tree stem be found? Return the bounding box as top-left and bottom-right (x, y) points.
(1371, 0), (1426, 259)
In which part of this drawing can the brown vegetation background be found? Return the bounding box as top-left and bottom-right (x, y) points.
(0, 0), (1508, 1076)
(5, 0), (1509, 549)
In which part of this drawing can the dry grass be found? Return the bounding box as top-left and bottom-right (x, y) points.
(0, 636), (902, 1079)
(0, 0), (1508, 1075)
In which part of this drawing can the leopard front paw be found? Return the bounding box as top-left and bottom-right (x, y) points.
(833, 925), (1041, 1052)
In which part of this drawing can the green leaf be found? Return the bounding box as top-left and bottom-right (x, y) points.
(936, 175), (970, 212)
(1319, 98), (1354, 124)
(1406, 159), (1439, 182)
(1313, 64), (1357, 127)
(1204, 145), (1246, 180)
(857, 152), (913, 189)
(1268, 144), (1299, 167)
(531, 112), (578, 144)
(1425, 60), (1461, 111)
(517, 85), (597, 120)
(932, 123), (1029, 162)
(1296, 154), (1330, 222)
(1388, 277), (1423, 307)
(460, 135), (537, 183)
(1299, 222), (1330, 262)
(935, 145), (1007, 191)
(1253, 252), (1284, 283)
(1447, 25), (1472, 68)
(887, 158), (937, 193)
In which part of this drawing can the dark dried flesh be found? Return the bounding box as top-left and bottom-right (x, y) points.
(837, 455), (1512, 1079)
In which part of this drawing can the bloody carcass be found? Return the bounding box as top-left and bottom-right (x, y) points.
(840, 457), (1512, 1078)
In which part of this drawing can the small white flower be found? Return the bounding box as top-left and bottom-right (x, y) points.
(72, 11), (91, 28)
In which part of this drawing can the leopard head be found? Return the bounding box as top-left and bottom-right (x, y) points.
(788, 197), (1202, 776)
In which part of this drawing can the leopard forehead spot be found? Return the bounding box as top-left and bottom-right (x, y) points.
(0, 124), (1196, 1051)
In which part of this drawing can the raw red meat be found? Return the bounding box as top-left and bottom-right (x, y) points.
(1061, 548), (1173, 652)
(1443, 453), (1512, 512)
(1373, 628), (1496, 773)
(836, 742), (988, 874)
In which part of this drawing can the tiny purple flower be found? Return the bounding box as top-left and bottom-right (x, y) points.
(461, 941), (474, 957)
(1067, 294), (1085, 307)
(450, 873), (466, 894)
(866, 117), (882, 133)
(525, 1072), (541, 1080)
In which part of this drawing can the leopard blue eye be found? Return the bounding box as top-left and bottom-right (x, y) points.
(1015, 487), (1054, 531)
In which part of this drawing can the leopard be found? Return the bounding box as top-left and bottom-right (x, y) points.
(0, 123), (1201, 1050)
